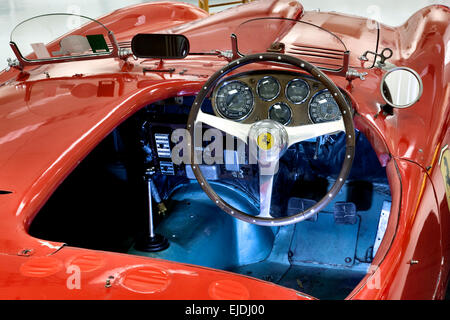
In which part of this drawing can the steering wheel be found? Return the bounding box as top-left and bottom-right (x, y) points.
(187, 53), (355, 226)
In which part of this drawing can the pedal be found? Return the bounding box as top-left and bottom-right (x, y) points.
(334, 202), (357, 224)
(287, 197), (317, 222)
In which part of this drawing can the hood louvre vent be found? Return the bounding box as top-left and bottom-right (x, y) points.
(285, 43), (346, 71)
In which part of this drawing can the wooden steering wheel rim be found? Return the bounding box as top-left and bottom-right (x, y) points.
(187, 53), (355, 226)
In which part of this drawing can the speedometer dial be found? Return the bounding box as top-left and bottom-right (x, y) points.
(215, 81), (254, 120)
(286, 79), (310, 104)
(309, 89), (342, 123)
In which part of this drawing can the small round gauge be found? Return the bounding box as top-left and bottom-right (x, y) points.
(286, 79), (310, 104)
(215, 81), (254, 120)
(309, 89), (342, 123)
(257, 76), (280, 101)
(269, 102), (292, 125)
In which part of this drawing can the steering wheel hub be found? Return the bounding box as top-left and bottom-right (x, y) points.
(249, 119), (288, 163)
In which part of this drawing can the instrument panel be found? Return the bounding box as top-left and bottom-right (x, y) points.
(212, 71), (346, 126)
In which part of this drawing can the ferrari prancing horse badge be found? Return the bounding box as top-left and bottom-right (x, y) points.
(257, 132), (273, 150)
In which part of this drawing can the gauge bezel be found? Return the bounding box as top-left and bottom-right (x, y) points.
(308, 89), (342, 124)
(256, 76), (281, 102)
(268, 102), (292, 125)
(285, 78), (310, 105)
(214, 80), (255, 121)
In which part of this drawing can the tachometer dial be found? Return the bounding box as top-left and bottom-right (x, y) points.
(309, 89), (342, 123)
(215, 81), (254, 120)
(286, 79), (310, 104)
(269, 102), (292, 125)
(257, 76), (280, 101)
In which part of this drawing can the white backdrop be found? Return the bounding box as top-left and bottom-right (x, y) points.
(0, 0), (448, 69)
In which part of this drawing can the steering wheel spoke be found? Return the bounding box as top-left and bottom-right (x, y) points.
(286, 118), (345, 147)
(257, 159), (279, 219)
(196, 110), (251, 144)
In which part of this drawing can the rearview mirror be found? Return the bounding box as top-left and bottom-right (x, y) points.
(131, 34), (190, 59)
(381, 67), (423, 108)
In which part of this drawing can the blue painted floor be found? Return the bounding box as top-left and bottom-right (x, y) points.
(131, 177), (391, 299)
(128, 182), (276, 269)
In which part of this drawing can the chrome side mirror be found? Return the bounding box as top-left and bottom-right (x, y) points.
(381, 67), (423, 108)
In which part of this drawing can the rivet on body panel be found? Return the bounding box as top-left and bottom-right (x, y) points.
(18, 249), (34, 256)
(105, 275), (114, 288)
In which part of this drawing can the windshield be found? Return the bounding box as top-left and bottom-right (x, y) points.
(234, 18), (348, 72)
(10, 13), (115, 62)
(172, 16), (376, 70)
(9, 14), (377, 71)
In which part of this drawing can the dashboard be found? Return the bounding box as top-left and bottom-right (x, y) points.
(139, 71), (352, 179)
(211, 70), (344, 126)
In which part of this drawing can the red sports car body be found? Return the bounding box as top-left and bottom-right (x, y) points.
(0, 0), (449, 300)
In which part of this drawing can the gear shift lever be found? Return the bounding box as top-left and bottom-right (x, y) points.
(134, 167), (169, 252)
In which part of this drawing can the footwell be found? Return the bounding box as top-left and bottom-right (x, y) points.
(130, 179), (390, 299)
